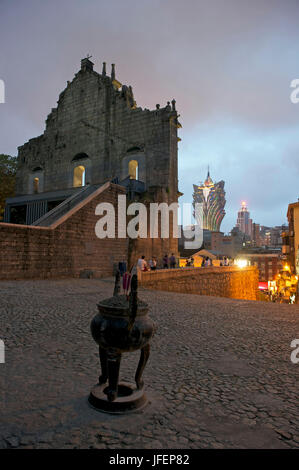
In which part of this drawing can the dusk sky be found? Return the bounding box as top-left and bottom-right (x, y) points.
(1, 0), (299, 232)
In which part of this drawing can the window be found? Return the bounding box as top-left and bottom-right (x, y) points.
(34, 177), (39, 194)
(128, 160), (138, 180)
(73, 165), (86, 187)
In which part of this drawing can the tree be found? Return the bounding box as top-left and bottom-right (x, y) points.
(0, 154), (17, 220)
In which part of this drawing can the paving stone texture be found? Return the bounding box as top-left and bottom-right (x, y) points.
(0, 279), (298, 449)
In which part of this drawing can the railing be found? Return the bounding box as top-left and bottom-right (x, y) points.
(32, 184), (100, 227)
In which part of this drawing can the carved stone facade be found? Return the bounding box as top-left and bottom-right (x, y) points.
(6, 57), (180, 225)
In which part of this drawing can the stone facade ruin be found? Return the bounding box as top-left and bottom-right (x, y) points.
(5, 57), (180, 226)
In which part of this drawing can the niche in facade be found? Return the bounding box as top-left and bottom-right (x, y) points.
(129, 160), (138, 180)
(30, 167), (44, 194)
(122, 150), (145, 182)
(33, 177), (39, 194)
(73, 165), (86, 187)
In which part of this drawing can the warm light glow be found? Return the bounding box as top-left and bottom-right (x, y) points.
(33, 177), (39, 194)
(73, 165), (85, 187)
(268, 280), (277, 292)
(129, 160), (138, 180)
(235, 259), (248, 268)
(283, 264), (290, 271)
(241, 201), (246, 206)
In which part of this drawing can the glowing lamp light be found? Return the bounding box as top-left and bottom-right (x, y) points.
(236, 259), (248, 268)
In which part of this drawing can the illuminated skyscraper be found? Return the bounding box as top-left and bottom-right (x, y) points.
(193, 170), (226, 231)
(236, 202), (253, 237)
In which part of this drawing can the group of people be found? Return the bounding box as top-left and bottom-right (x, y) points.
(137, 253), (177, 272)
(123, 254), (231, 276)
(183, 255), (230, 268)
(137, 255), (156, 272)
(200, 256), (213, 267)
(162, 253), (177, 269)
(220, 256), (230, 266)
(185, 256), (214, 267)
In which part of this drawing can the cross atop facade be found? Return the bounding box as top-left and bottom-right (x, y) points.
(86, 54), (92, 60)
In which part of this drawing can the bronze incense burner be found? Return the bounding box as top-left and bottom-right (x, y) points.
(89, 273), (155, 413)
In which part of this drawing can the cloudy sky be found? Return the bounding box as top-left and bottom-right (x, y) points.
(1, 0), (299, 232)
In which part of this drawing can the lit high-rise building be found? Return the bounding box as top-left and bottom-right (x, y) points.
(236, 202), (253, 237)
(193, 170), (226, 232)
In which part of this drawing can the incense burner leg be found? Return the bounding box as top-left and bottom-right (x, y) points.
(135, 344), (150, 389)
(107, 349), (122, 401)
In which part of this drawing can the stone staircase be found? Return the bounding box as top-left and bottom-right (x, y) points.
(32, 184), (101, 227)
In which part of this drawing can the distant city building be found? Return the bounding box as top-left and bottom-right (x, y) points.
(201, 227), (244, 258)
(252, 223), (261, 247)
(193, 170), (226, 232)
(235, 201), (253, 238)
(284, 200), (299, 273)
(259, 225), (286, 247)
(245, 252), (283, 282)
(233, 203), (285, 249)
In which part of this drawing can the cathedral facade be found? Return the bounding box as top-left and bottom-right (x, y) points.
(5, 57), (180, 225)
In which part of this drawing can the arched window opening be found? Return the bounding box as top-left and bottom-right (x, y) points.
(33, 177), (39, 194)
(72, 153), (89, 162)
(73, 165), (86, 187)
(126, 146), (141, 154)
(129, 160), (138, 180)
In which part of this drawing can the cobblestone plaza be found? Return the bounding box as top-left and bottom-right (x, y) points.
(0, 279), (298, 449)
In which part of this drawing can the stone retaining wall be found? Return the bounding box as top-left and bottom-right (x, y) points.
(0, 182), (180, 281)
(0, 183), (128, 280)
(139, 266), (259, 301)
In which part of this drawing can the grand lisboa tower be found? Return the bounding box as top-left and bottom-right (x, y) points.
(193, 169), (226, 232)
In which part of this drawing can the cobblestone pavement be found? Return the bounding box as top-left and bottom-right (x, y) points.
(0, 279), (298, 449)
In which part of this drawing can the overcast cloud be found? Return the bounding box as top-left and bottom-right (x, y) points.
(1, 0), (299, 232)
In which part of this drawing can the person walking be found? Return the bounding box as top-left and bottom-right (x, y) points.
(170, 253), (176, 268)
(163, 254), (169, 269)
